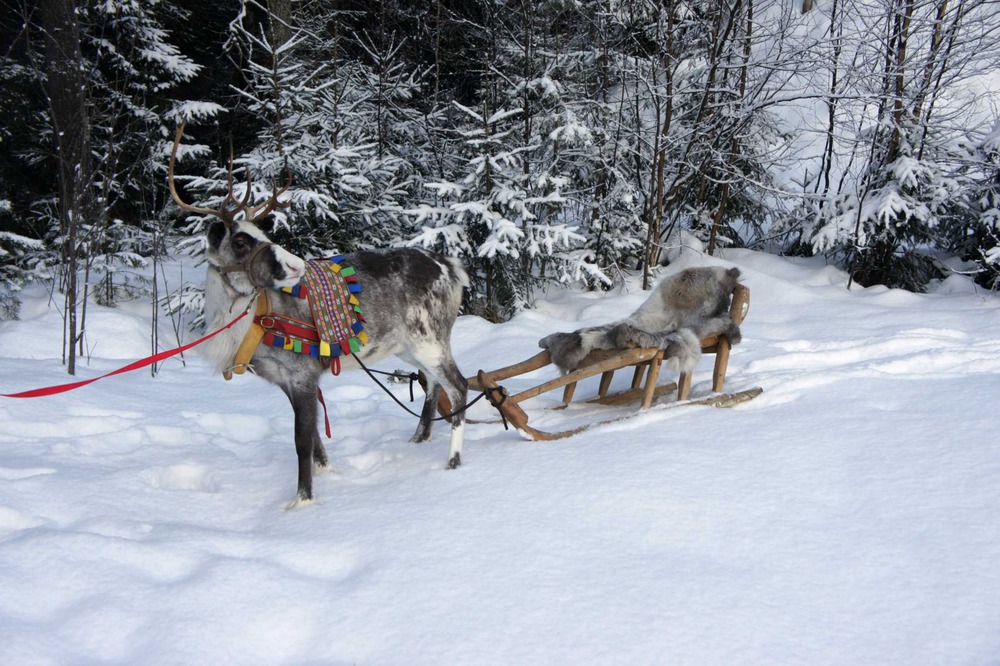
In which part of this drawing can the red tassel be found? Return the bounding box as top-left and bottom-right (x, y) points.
(316, 387), (332, 439)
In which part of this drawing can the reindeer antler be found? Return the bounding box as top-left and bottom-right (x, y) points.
(244, 176), (292, 221)
(168, 122), (228, 221)
(168, 122), (291, 226)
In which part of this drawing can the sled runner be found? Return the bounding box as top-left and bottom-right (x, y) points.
(462, 282), (760, 441)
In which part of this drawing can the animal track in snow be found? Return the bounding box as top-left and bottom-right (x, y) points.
(0, 505), (45, 536)
(0, 466), (56, 481)
(65, 405), (144, 419)
(2, 416), (137, 440)
(272, 546), (365, 580)
(141, 464), (219, 493)
(342, 450), (397, 476)
(181, 411), (271, 441)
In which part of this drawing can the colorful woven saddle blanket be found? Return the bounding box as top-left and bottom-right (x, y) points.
(266, 255), (367, 358)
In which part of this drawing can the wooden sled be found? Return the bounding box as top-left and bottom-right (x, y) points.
(459, 283), (761, 441)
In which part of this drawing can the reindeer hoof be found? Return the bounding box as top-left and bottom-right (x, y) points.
(447, 452), (461, 469)
(286, 496), (316, 510)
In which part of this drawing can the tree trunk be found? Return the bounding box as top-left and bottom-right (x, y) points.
(887, 0), (916, 164)
(266, 0), (292, 47)
(819, 0), (843, 196)
(41, 0), (94, 375)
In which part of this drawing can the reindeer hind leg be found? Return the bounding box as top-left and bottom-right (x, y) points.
(407, 353), (468, 468)
(434, 357), (468, 469)
(410, 380), (441, 443)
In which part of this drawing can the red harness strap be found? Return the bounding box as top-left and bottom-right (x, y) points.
(256, 312), (321, 344)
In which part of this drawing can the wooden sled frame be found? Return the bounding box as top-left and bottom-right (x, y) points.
(467, 283), (759, 440)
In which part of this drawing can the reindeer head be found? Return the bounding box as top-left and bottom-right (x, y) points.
(169, 123), (306, 294)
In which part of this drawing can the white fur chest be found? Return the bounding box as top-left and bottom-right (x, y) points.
(200, 270), (256, 373)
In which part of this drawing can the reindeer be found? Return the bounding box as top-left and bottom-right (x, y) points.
(168, 125), (469, 503)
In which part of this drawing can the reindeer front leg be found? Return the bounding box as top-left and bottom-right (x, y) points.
(286, 383), (320, 501)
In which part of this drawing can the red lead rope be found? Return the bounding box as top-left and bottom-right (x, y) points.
(1, 302), (255, 399)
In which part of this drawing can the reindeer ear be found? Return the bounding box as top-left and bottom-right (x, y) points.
(207, 220), (227, 251)
(255, 214), (276, 237)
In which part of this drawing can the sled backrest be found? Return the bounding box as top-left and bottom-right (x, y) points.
(730, 283), (750, 326)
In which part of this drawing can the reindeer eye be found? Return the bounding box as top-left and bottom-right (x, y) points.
(231, 234), (252, 253)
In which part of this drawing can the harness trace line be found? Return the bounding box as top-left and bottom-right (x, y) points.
(352, 354), (490, 424)
(1, 294), (260, 399)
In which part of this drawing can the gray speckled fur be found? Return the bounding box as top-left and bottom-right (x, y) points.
(202, 220), (469, 502)
(539, 267), (742, 375)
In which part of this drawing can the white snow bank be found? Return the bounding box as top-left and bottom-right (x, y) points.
(1, 250), (1000, 664)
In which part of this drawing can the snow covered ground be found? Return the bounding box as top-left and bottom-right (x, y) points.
(1, 249), (999, 665)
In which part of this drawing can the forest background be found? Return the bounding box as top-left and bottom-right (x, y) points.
(2, 0), (999, 374)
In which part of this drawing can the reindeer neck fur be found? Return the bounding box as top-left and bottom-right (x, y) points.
(200, 266), (258, 373)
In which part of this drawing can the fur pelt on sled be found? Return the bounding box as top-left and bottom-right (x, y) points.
(539, 266), (743, 375)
